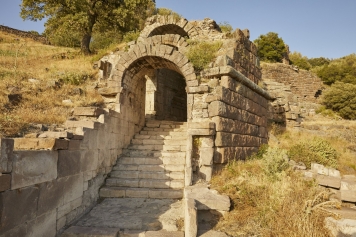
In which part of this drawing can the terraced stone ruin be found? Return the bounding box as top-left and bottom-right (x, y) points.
(0, 15), (329, 237)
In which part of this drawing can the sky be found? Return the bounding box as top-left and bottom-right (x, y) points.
(1, 0), (355, 59)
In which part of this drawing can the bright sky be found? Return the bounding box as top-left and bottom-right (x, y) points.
(1, 0), (355, 59)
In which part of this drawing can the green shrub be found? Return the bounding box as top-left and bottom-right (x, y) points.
(288, 138), (338, 168)
(315, 105), (339, 118)
(262, 147), (289, 179)
(122, 30), (140, 43)
(289, 51), (311, 70)
(58, 72), (91, 85)
(219, 22), (233, 34)
(155, 8), (182, 20)
(323, 82), (356, 119)
(249, 144), (269, 160)
(185, 40), (222, 71)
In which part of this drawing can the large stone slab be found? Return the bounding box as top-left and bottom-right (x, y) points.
(58, 150), (82, 178)
(0, 186), (39, 234)
(316, 175), (341, 189)
(184, 184), (230, 212)
(0, 174), (11, 192)
(73, 107), (105, 117)
(11, 150), (58, 189)
(27, 211), (56, 237)
(325, 217), (356, 237)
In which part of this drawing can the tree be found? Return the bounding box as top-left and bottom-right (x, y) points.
(20, 0), (155, 54)
(289, 51), (311, 70)
(254, 32), (287, 63)
(323, 82), (356, 119)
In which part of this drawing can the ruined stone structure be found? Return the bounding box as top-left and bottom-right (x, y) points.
(262, 62), (324, 127)
(0, 25), (48, 44)
(0, 16), (273, 237)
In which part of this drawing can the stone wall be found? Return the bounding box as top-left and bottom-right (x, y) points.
(0, 108), (137, 237)
(262, 63), (323, 103)
(0, 25), (48, 44)
(262, 63), (323, 127)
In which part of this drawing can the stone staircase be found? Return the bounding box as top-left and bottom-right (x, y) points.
(100, 120), (187, 199)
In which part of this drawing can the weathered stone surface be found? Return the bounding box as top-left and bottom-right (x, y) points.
(38, 131), (73, 139)
(11, 150), (58, 189)
(37, 179), (65, 215)
(0, 138), (14, 173)
(58, 150), (81, 178)
(0, 186), (39, 234)
(340, 190), (356, 202)
(198, 230), (228, 237)
(184, 184), (230, 212)
(28, 211), (56, 237)
(61, 174), (84, 204)
(316, 175), (341, 189)
(145, 231), (184, 237)
(184, 198), (197, 237)
(325, 217), (356, 237)
(0, 174), (11, 192)
(60, 226), (120, 237)
(13, 138), (68, 150)
(74, 107), (105, 117)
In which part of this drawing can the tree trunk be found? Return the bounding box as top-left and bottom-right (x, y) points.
(81, 33), (92, 55)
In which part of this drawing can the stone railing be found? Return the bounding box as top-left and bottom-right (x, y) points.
(0, 107), (137, 236)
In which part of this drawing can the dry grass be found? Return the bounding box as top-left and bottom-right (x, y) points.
(0, 31), (104, 137)
(211, 159), (338, 237)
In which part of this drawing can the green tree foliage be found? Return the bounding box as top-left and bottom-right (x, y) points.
(253, 32), (287, 63)
(21, 0), (155, 54)
(316, 54), (356, 85)
(308, 57), (330, 68)
(289, 51), (311, 70)
(185, 40), (222, 71)
(323, 82), (356, 119)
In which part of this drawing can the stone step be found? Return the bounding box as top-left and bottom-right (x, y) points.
(118, 156), (186, 165)
(131, 139), (187, 146)
(142, 127), (187, 132)
(146, 120), (187, 127)
(139, 131), (187, 136)
(134, 134), (187, 140)
(105, 178), (184, 189)
(99, 187), (183, 199)
(113, 164), (185, 172)
(60, 226), (120, 237)
(122, 150), (186, 158)
(109, 170), (184, 180)
(127, 144), (185, 152)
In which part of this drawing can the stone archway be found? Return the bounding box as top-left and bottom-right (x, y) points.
(138, 15), (199, 42)
(111, 41), (196, 128)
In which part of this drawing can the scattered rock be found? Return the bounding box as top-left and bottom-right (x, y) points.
(62, 99), (73, 106)
(325, 217), (356, 237)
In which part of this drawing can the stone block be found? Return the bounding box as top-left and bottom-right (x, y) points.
(199, 148), (214, 166)
(38, 131), (73, 139)
(311, 163), (329, 175)
(148, 189), (183, 199)
(11, 150), (58, 190)
(188, 122), (215, 130)
(185, 198), (197, 237)
(325, 217), (356, 237)
(73, 107), (104, 117)
(98, 87), (121, 96)
(68, 140), (81, 150)
(65, 120), (100, 130)
(316, 175), (341, 189)
(341, 190), (356, 202)
(188, 129), (215, 136)
(58, 150), (81, 178)
(80, 150), (99, 172)
(27, 211), (56, 237)
(184, 184), (230, 212)
(61, 174), (84, 204)
(0, 186), (39, 234)
(199, 166), (213, 182)
(13, 138), (68, 151)
(37, 179), (65, 215)
(341, 180), (356, 191)
(0, 138), (14, 173)
(0, 174), (11, 192)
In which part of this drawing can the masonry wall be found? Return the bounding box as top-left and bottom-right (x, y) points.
(262, 63), (323, 103)
(185, 67), (270, 177)
(155, 68), (187, 121)
(0, 108), (136, 237)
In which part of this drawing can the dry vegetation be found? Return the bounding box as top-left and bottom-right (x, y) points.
(211, 117), (356, 237)
(0, 31), (105, 137)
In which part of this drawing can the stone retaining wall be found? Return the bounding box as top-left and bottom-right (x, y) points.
(0, 108), (136, 237)
(0, 25), (48, 44)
